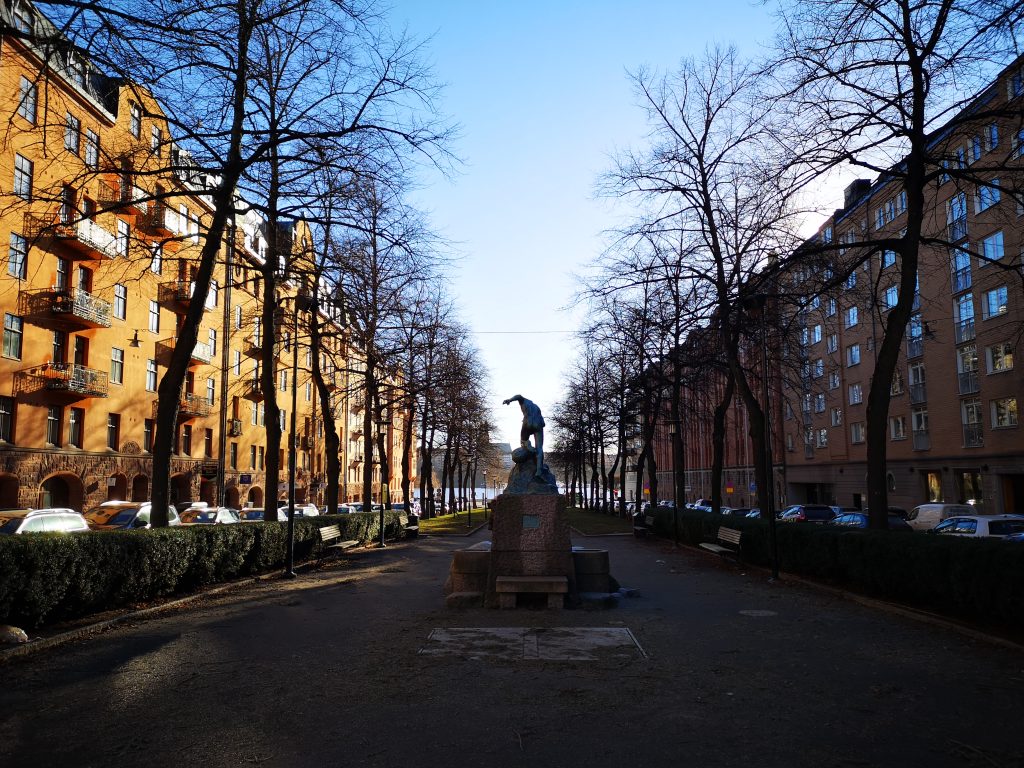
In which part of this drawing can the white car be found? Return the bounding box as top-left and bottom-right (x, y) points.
(930, 514), (1024, 538)
(0, 508), (90, 535)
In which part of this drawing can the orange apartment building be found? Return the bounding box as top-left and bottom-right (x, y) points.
(651, 56), (1024, 514)
(0, 1), (411, 511)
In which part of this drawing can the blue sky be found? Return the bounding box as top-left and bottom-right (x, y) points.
(386, 1), (780, 446)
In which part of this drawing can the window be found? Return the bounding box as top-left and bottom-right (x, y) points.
(912, 407), (928, 434)
(66, 53), (85, 86)
(825, 298), (836, 317)
(975, 181), (1001, 213)
(971, 135), (983, 162)
(13, 154), (32, 200)
(181, 424), (192, 455)
(258, 446), (265, 470)
(992, 398), (1018, 428)
(64, 113), (81, 154)
(17, 77), (37, 123)
(280, 370), (288, 392)
(979, 231), (1004, 266)
(851, 422), (865, 443)
(897, 190), (907, 214)
(849, 383), (863, 405)
(305, 382), (312, 402)
(830, 407), (842, 427)
(233, 350), (241, 375)
(846, 344), (861, 367)
(146, 359), (158, 391)
(148, 301), (160, 333)
(3, 314), (24, 359)
(110, 348), (124, 384)
(46, 406), (61, 446)
(13, 3), (33, 33)
(983, 286), (1008, 319)
(85, 130), (99, 169)
(150, 244), (163, 274)
(828, 370), (840, 390)
(8, 233), (27, 279)
(69, 408), (84, 448)
(143, 419), (154, 452)
(204, 428), (213, 457)
(810, 324), (822, 344)
(962, 398), (983, 426)
(230, 443), (238, 469)
(250, 445), (257, 469)
(875, 207), (885, 230)
(986, 343), (1014, 373)
(845, 306), (858, 328)
(151, 125), (162, 156)
(816, 428), (828, 448)
(883, 285), (899, 309)
(0, 396), (15, 442)
(234, 305), (243, 329)
(129, 102), (142, 137)
(947, 192), (967, 241)
(116, 219), (129, 257)
(206, 280), (218, 308)
(891, 370), (904, 395)
(986, 123), (999, 150)
(890, 415), (907, 440)
(826, 333), (838, 353)
(107, 413), (120, 450)
(844, 272), (857, 290)
(814, 393), (825, 413)
(881, 250), (896, 268)
(208, 329), (217, 356)
(206, 377), (215, 405)
(113, 284), (127, 319)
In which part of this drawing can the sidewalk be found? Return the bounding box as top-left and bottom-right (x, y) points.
(1, 530), (1021, 768)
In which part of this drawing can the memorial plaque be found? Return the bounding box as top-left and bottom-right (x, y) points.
(522, 514), (540, 529)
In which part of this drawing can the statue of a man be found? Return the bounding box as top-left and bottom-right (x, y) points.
(503, 395), (545, 478)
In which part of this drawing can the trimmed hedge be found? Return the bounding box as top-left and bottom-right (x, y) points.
(0, 512), (402, 627)
(650, 506), (1024, 631)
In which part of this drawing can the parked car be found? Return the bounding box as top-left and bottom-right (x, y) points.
(777, 504), (836, 523)
(905, 503), (975, 531)
(929, 514), (1024, 538)
(830, 512), (912, 531)
(830, 506), (861, 517)
(744, 508), (762, 518)
(722, 507), (752, 517)
(862, 506), (910, 520)
(0, 508), (90, 535)
(180, 506), (241, 525)
(174, 500), (206, 513)
(277, 503), (319, 517)
(86, 502), (180, 530)
(348, 502), (383, 513)
(240, 507), (274, 522)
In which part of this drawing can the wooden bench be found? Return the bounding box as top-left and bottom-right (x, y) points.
(495, 575), (568, 609)
(318, 524), (359, 554)
(699, 527), (742, 560)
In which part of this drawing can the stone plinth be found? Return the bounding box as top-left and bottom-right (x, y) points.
(485, 494), (575, 607)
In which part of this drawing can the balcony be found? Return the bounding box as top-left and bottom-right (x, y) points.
(954, 318), (975, 344)
(948, 216), (968, 243)
(25, 213), (120, 261)
(909, 383), (927, 404)
(300, 435), (313, 450)
(158, 280), (203, 311)
(951, 267), (971, 293)
(907, 337), (923, 359)
(139, 204), (175, 237)
(957, 370), (979, 395)
(98, 180), (148, 215)
(912, 429), (930, 451)
(18, 362), (109, 399)
(962, 423), (984, 448)
(349, 453), (364, 467)
(243, 338), (281, 360)
(241, 380), (264, 402)
(229, 418), (243, 437)
(154, 393), (212, 420)
(155, 337), (213, 366)
(20, 287), (111, 330)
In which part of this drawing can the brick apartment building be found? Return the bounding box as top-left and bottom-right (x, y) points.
(651, 57), (1024, 515)
(0, 1), (412, 511)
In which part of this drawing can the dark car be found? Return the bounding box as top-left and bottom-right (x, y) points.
(778, 504), (836, 523)
(830, 512), (912, 531)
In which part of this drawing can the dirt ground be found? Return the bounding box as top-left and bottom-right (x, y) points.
(1, 530), (1021, 768)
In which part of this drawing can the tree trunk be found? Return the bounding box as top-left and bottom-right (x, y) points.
(711, 368), (736, 514)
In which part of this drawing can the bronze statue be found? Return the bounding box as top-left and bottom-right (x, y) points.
(503, 395), (545, 478)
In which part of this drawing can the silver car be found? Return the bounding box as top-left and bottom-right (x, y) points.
(0, 508), (91, 535)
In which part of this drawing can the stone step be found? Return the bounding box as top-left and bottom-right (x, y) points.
(495, 575), (568, 594)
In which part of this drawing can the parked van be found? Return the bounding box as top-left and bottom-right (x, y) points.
(906, 503), (974, 531)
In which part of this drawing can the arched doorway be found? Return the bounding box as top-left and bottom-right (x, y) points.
(170, 473), (192, 506)
(40, 473), (84, 510)
(107, 473), (128, 501)
(225, 486), (240, 508)
(0, 473), (19, 507)
(199, 479), (215, 505)
(131, 475), (149, 502)
(246, 486), (263, 507)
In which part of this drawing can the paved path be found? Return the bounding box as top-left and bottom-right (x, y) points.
(1, 530), (1020, 767)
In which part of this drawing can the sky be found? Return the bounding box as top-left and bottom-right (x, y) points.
(385, 1), (785, 447)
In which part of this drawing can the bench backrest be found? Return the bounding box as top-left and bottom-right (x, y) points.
(319, 524), (342, 541)
(718, 527), (742, 546)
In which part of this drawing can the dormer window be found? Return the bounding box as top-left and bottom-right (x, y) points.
(66, 53), (85, 87)
(13, 3), (34, 34)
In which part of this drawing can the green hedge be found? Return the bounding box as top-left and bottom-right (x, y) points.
(0, 512), (402, 627)
(650, 507), (1024, 631)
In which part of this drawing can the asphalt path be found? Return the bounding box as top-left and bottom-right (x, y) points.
(1, 529), (1021, 768)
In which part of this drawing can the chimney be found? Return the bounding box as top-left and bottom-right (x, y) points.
(843, 179), (872, 210)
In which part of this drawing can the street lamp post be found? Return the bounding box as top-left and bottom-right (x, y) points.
(669, 427), (679, 547)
